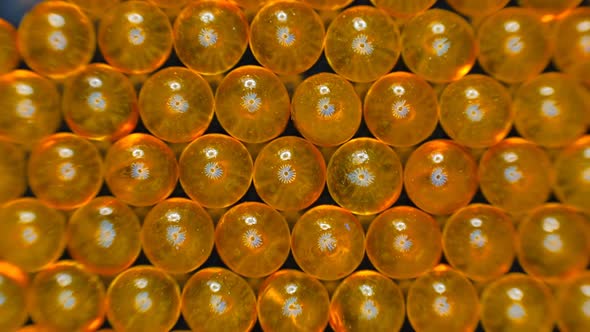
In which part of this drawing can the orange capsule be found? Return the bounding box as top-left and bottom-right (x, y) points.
(0, 261), (28, 331)
(0, 139), (26, 204)
(0, 19), (18, 75)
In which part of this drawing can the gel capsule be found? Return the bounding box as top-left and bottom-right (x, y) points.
(98, 1), (173, 74)
(557, 271), (590, 332)
(481, 273), (556, 332)
(28, 133), (103, 210)
(291, 205), (365, 281)
(302, 0), (353, 10)
(324, 6), (401, 83)
(181, 267), (257, 332)
(0, 198), (66, 272)
(364, 72), (439, 147)
(28, 261), (106, 332)
(513, 72), (588, 148)
(104, 133), (178, 207)
(174, 1), (249, 75)
(0, 70), (61, 148)
(401, 9), (476, 83)
(17, 1), (95, 79)
(141, 198), (214, 274)
(518, 0), (583, 21)
(477, 8), (552, 83)
(442, 204), (516, 281)
(404, 139), (478, 215)
(327, 138), (403, 215)
(439, 74), (513, 148)
(139, 67), (214, 143)
(478, 138), (554, 214)
(446, 0), (510, 17)
(366, 206), (442, 279)
(179, 134), (252, 208)
(106, 266), (181, 332)
(250, 0), (325, 74)
(257, 269), (330, 332)
(253, 136), (326, 211)
(0, 140), (26, 204)
(553, 7), (590, 83)
(215, 66), (290, 143)
(0, 19), (18, 74)
(215, 202), (291, 278)
(67, 196), (141, 275)
(0, 261), (28, 331)
(554, 135), (590, 213)
(63, 63), (138, 141)
(291, 73), (362, 147)
(517, 204), (590, 282)
(67, 0), (121, 19)
(329, 270), (405, 332)
(407, 265), (480, 332)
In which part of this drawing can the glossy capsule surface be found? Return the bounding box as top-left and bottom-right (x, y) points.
(0, 261), (28, 331)
(554, 135), (590, 213)
(557, 271), (590, 332)
(0, 19), (18, 75)
(369, 0), (435, 18)
(553, 7), (590, 83)
(0, 140), (26, 204)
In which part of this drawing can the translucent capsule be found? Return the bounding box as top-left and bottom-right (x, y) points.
(369, 0), (435, 18)
(557, 271), (590, 331)
(250, 0), (325, 74)
(407, 265), (480, 332)
(257, 270), (330, 332)
(28, 133), (103, 210)
(0, 19), (18, 74)
(302, 0), (353, 10)
(63, 63), (138, 141)
(215, 202), (290, 278)
(478, 138), (554, 214)
(364, 72), (439, 147)
(327, 138), (403, 215)
(0, 70), (61, 148)
(513, 72), (588, 148)
(0, 139), (26, 204)
(104, 133), (179, 207)
(98, 1), (173, 74)
(517, 204), (590, 282)
(139, 67), (214, 143)
(0, 261), (28, 331)
(477, 8), (552, 83)
(181, 267), (257, 332)
(28, 261), (106, 332)
(17, 1), (95, 79)
(446, 0), (510, 17)
(401, 9), (476, 83)
(404, 139), (478, 215)
(329, 270), (405, 332)
(481, 273), (556, 332)
(106, 266), (181, 332)
(554, 135), (590, 213)
(66, 196), (141, 275)
(0, 198), (66, 272)
(215, 66), (290, 144)
(147, 0), (189, 8)
(553, 7), (590, 83)
(366, 206), (442, 279)
(141, 198), (214, 274)
(324, 6), (401, 83)
(253, 136), (326, 211)
(291, 73), (362, 147)
(442, 204), (516, 281)
(439, 74), (513, 148)
(174, 1), (249, 75)
(179, 134), (252, 208)
(291, 205), (365, 281)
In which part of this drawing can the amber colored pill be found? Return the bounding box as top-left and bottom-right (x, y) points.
(0, 139), (26, 204)
(407, 265), (480, 332)
(28, 261), (106, 332)
(28, 133), (103, 210)
(291, 205), (365, 281)
(366, 206), (442, 279)
(0, 261), (28, 331)
(557, 271), (590, 332)
(141, 198), (214, 274)
(181, 267), (257, 332)
(66, 196), (141, 275)
(554, 135), (590, 214)
(0, 19), (18, 75)
(257, 269), (330, 332)
(215, 202), (290, 278)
